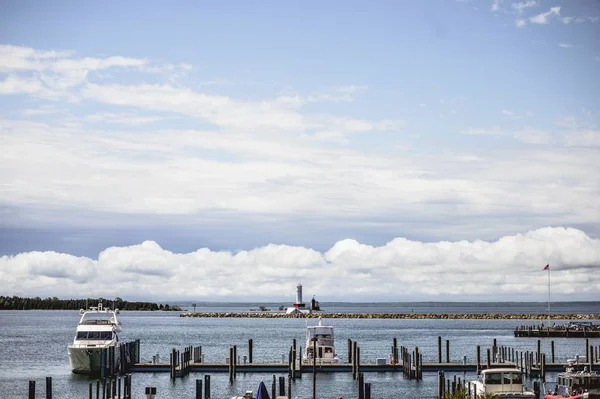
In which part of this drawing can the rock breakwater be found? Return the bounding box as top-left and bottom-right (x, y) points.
(179, 312), (600, 320)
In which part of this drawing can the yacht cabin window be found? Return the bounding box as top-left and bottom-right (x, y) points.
(76, 331), (113, 340)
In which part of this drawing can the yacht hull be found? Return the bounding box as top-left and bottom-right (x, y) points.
(68, 346), (119, 374)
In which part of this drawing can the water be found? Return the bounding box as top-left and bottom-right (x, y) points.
(0, 303), (599, 399)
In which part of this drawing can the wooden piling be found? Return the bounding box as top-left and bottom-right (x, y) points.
(271, 375), (276, 399)
(364, 382), (371, 399)
(586, 338), (590, 362)
(541, 353), (546, 380)
(358, 372), (364, 399)
(229, 346), (234, 383)
(196, 379), (202, 399)
(28, 381), (35, 399)
(45, 376), (52, 399)
(278, 376), (285, 397)
(233, 345), (237, 379)
(415, 347), (421, 381)
(312, 338), (317, 399)
(348, 339), (353, 364)
(438, 336), (442, 363)
(204, 375), (211, 399)
(446, 339), (450, 363)
(476, 345), (481, 373)
(248, 339), (253, 364)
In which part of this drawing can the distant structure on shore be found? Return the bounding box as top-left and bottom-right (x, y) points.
(285, 283), (321, 315)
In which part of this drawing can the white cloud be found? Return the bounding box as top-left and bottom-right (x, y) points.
(564, 130), (600, 147)
(513, 128), (551, 144)
(516, 19), (527, 27)
(491, 0), (503, 12)
(511, 1), (537, 15)
(0, 44), (145, 73)
(462, 126), (503, 135)
(530, 7), (560, 24)
(502, 109), (533, 119)
(85, 112), (173, 126)
(1, 227), (598, 300)
(558, 43), (573, 48)
(561, 17), (574, 24)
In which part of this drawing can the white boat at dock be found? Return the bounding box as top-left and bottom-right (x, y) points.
(544, 357), (600, 399)
(302, 317), (339, 364)
(67, 302), (122, 374)
(468, 368), (536, 398)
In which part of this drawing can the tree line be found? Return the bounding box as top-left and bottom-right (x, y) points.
(0, 296), (181, 311)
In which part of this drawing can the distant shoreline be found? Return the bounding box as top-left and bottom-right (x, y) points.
(179, 312), (600, 320)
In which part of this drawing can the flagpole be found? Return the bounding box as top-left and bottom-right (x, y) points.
(547, 265), (551, 322)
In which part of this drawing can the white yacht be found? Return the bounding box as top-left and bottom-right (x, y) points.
(302, 317), (339, 364)
(468, 368), (536, 398)
(67, 302), (122, 374)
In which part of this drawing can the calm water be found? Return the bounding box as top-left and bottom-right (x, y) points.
(0, 302), (599, 399)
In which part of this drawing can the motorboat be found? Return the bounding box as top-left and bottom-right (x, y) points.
(468, 368), (536, 398)
(544, 357), (600, 399)
(302, 317), (339, 364)
(67, 302), (122, 374)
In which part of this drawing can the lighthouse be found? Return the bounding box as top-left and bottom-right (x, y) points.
(295, 283), (303, 307)
(286, 283), (310, 314)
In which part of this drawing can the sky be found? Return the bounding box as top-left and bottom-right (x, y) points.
(0, 0), (599, 302)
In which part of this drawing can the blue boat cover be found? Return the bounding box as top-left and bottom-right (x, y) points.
(256, 381), (270, 399)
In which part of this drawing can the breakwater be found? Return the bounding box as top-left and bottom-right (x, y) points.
(179, 312), (600, 320)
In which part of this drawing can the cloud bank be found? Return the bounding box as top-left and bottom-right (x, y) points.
(1, 227), (598, 301)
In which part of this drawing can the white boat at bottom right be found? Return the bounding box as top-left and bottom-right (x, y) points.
(543, 357), (600, 399)
(468, 368), (536, 398)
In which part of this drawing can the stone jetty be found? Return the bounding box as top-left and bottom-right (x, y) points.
(179, 312), (600, 320)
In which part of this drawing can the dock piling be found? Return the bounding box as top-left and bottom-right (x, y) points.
(248, 339), (253, 364)
(195, 379), (202, 399)
(45, 376), (52, 399)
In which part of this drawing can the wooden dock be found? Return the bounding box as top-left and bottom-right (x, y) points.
(514, 327), (600, 338)
(131, 361), (600, 374)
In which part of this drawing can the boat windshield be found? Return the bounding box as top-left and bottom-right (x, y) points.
(484, 373), (503, 384)
(76, 331), (114, 340)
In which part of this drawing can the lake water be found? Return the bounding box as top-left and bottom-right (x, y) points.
(1, 302), (599, 399)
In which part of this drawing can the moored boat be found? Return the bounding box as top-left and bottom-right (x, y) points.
(544, 358), (600, 399)
(302, 317), (339, 364)
(67, 302), (122, 374)
(468, 368), (536, 398)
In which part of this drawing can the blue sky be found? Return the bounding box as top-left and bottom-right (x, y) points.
(0, 1), (599, 301)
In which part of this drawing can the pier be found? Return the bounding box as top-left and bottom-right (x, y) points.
(514, 323), (600, 338)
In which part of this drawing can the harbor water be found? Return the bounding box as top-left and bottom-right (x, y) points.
(1, 302), (599, 399)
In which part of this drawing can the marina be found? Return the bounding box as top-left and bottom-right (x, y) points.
(4, 303), (600, 399)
